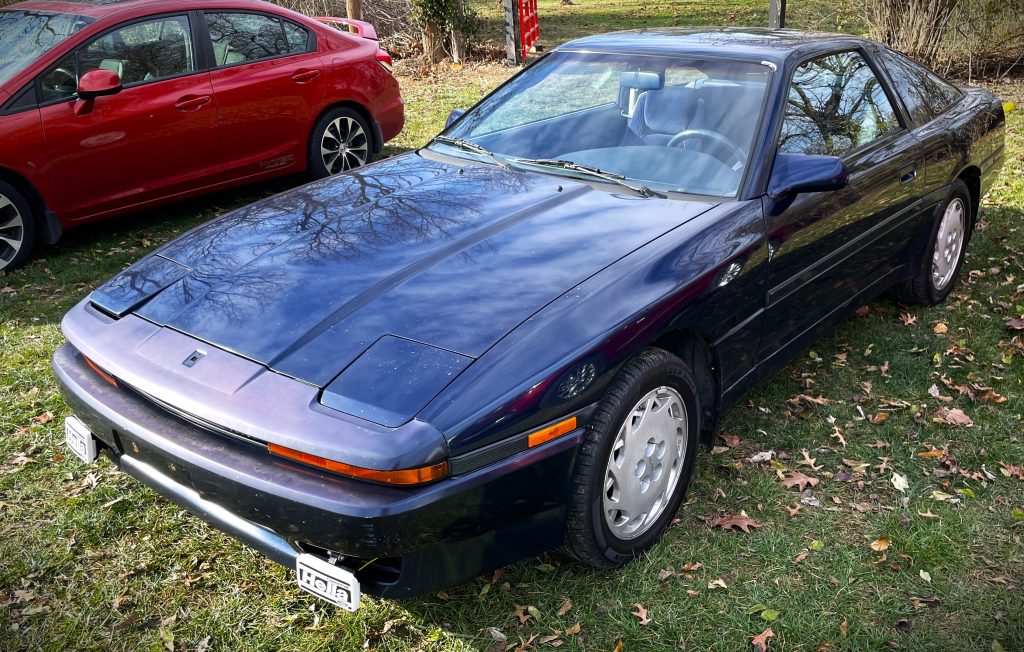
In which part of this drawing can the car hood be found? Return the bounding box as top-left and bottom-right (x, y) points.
(91, 152), (718, 389)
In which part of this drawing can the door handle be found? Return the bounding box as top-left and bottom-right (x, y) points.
(291, 69), (320, 83)
(174, 95), (212, 111)
(899, 167), (917, 185)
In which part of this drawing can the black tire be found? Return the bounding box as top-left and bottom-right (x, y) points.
(0, 180), (35, 274)
(307, 107), (372, 180)
(563, 347), (701, 568)
(890, 179), (971, 305)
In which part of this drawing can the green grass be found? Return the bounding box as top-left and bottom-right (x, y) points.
(3, 10), (1024, 651)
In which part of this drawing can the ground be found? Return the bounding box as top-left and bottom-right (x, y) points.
(2, 3), (1023, 650)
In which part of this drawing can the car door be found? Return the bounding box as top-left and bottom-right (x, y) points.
(202, 10), (324, 179)
(37, 13), (222, 222)
(758, 49), (923, 361)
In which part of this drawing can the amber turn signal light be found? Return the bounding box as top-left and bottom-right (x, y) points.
(84, 356), (117, 387)
(268, 443), (448, 486)
(527, 416), (578, 448)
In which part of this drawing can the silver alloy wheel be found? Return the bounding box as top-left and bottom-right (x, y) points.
(320, 116), (368, 175)
(602, 386), (687, 540)
(0, 192), (25, 268)
(932, 197), (966, 291)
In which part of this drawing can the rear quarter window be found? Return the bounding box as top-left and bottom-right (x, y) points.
(877, 48), (962, 125)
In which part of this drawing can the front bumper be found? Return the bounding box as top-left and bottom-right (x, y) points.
(53, 344), (582, 598)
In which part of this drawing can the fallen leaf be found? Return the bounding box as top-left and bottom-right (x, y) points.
(564, 622), (580, 635)
(752, 628), (775, 652)
(709, 513), (763, 534)
(920, 570), (932, 583)
(613, 640), (623, 652)
(933, 322), (948, 334)
(631, 603), (651, 625)
(793, 549), (810, 564)
(1004, 317), (1024, 331)
(761, 609), (780, 622)
(917, 449), (945, 458)
(657, 568), (675, 581)
(32, 411), (54, 424)
(900, 312), (918, 326)
(557, 598), (572, 616)
(931, 491), (954, 502)
(870, 536), (891, 551)
(891, 473), (910, 493)
(932, 407), (973, 427)
(871, 412), (889, 425)
(781, 471), (819, 491)
(708, 578), (728, 590)
(798, 449), (822, 471)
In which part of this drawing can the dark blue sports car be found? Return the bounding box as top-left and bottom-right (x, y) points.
(54, 28), (1004, 609)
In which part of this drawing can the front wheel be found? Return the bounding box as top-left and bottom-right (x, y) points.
(891, 179), (971, 305)
(564, 347), (700, 568)
(307, 107), (372, 179)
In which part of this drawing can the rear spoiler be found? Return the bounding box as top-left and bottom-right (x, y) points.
(316, 17), (378, 41)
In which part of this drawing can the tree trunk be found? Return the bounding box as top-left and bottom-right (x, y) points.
(422, 20), (445, 63)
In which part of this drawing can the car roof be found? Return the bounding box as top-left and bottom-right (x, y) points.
(3, 0), (287, 19)
(557, 27), (874, 66)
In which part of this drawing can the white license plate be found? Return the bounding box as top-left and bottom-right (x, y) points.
(296, 553), (360, 611)
(64, 416), (99, 464)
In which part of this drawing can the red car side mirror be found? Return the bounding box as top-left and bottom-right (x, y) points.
(77, 69), (123, 101)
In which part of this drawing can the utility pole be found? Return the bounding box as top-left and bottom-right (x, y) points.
(768, 0), (786, 28)
(346, 0), (362, 21)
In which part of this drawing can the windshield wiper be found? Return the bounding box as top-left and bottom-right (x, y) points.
(512, 158), (657, 197)
(432, 135), (512, 170)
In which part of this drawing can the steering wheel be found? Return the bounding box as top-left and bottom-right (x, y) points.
(667, 129), (746, 168)
(48, 67), (77, 94)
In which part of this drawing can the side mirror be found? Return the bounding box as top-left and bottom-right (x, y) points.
(768, 153), (848, 199)
(445, 109), (465, 128)
(77, 69), (122, 101)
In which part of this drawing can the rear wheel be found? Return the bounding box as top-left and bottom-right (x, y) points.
(891, 179), (971, 305)
(0, 181), (35, 274)
(564, 347), (700, 568)
(307, 107), (371, 179)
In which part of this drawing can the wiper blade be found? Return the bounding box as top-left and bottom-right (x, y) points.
(432, 135), (511, 170)
(512, 158), (656, 197)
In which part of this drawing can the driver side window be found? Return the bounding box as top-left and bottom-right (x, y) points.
(78, 15), (195, 86)
(779, 51), (901, 157)
(39, 53), (78, 103)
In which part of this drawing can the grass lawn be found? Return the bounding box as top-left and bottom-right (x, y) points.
(2, 4), (1024, 650)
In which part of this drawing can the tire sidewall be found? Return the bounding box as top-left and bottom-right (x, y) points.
(584, 356), (700, 565)
(925, 181), (971, 303)
(0, 180), (35, 274)
(307, 108), (371, 180)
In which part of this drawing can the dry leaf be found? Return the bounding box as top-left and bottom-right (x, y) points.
(870, 536), (891, 551)
(557, 598), (572, 616)
(933, 407), (973, 427)
(933, 322), (948, 334)
(752, 628), (775, 652)
(781, 471), (819, 491)
(708, 578), (728, 589)
(709, 513), (763, 534)
(32, 411), (54, 424)
(631, 603), (651, 625)
(793, 548), (810, 564)
(891, 473), (910, 493)
(871, 412), (889, 424)
(564, 622), (580, 636)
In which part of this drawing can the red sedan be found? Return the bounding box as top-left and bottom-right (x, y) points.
(0, 0), (404, 272)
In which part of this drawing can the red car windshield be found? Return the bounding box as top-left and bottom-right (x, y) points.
(0, 10), (94, 86)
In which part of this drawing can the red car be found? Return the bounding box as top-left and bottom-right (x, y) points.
(0, 0), (404, 272)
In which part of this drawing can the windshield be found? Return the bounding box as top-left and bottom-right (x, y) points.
(434, 51), (772, 197)
(0, 10), (94, 86)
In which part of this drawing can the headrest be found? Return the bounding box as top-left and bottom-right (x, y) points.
(638, 85), (697, 134)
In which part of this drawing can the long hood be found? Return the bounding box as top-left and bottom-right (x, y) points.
(91, 152), (718, 387)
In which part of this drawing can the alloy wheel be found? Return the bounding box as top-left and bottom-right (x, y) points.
(602, 386), (688, 540)
(0, 192), (25, 268)
(932, 197), (966, 291)
(320, 117), (368, 175)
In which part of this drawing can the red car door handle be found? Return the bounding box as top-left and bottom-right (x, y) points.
(174, 95), (212, 111)
(291, 69), (320, 83)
